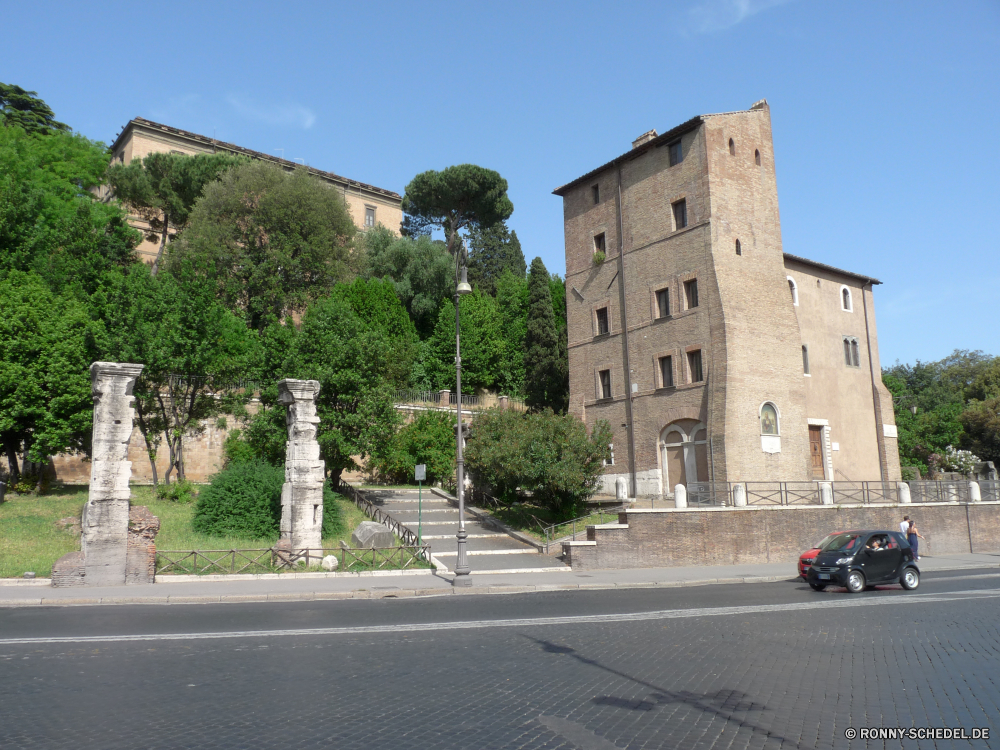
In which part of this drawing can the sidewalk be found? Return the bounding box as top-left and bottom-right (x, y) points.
(2, 552), (998, 608)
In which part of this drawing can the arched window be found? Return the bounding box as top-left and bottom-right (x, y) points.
(760, 403), (779, 436)
(841, 286), (853, 312)
(755, 149), (761, 166)
(729, 138), (735, 156)
(735, 239), (742, 256)
(802, 345), (810, 375)
(787, 276), (798, 306)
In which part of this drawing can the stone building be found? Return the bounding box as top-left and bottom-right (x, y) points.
(553, 100), (900, 497)
(107, 117), (403, 261)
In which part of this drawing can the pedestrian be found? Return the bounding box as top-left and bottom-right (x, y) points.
(907, 520), (925, 561)
(899, 515), (910, 535)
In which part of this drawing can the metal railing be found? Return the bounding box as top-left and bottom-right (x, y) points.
(155, 545), (429, 575)
(744, 482), (821, 506)
(339, 481), (425, 554)
(980, 480), (1000, 502)
(541, 503), (626, 552)
(908, 481), (971, 503)
(831, 481), (898, 504)
(391, 389), (526, 412)
(687, 482), (733, 507)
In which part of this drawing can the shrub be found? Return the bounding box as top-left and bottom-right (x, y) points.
(322, 484), (345, 539)
(193, 460), (284, 540)
(155, 479), (197, 503)
(370, 411), (455, 486)
(465, 408), (612, 518)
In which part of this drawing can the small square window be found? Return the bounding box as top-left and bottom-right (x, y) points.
(599, 369), (612, 399)
(684, 279), (699, 309)
(594, 232), (606, 254)
(672, 199), (687, 230)
(668, 141), (683, 167)
(659, 355), (674, 388)
(688, 350), (704, 383)
(364, 206), (376, 227)
(656, 288), (670, 319)
(592, 184), (600, 204)
(596, 307), (609, 336)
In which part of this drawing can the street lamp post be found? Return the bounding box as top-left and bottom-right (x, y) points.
(453, 260), (473, 586)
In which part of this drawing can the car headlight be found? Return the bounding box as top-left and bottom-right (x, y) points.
(801, 558), (815, 564)
(835, 557), (854, 565)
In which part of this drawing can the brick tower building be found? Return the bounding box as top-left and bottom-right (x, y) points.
(554, 101), (900, 497)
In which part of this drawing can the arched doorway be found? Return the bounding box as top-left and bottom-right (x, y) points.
(660, 419), (708, 490)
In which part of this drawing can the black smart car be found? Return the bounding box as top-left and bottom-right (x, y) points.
(805, 530), (920, 593)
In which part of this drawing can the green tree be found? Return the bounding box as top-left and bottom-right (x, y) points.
(425, 290), (506, 392)
(361, 225), (453, 338)
(466, 221), (525, 296)
(174, 161), (357, 332)
(0, 83), (69, 134)
(370, 411), (456, 486)
(465, 409), (612, 518)
(524, 257), (568, 412)
(495, 269), (529, 395)
(103, 262), (257, 485)
(0, 272), (97, 488)
(401, 164), (514, 262)
(106, 151), (242, 275)
(961, 398), (1000, 466)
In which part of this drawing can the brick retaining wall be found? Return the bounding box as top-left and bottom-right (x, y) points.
(563, 502), (1000, 570)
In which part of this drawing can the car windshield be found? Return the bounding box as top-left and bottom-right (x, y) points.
(818, 533), (863, 553)
(814, 533), (839, 549)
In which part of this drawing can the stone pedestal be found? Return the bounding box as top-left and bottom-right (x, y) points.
(278, 379), (325, 555)
(54, 362), (155, 587)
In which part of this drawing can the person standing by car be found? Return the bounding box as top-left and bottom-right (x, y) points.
(907, 520), (925, 560)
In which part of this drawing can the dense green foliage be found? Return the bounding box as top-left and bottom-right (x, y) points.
(0, 83), (69, 134)
(370, 411), (456, 486)
(524, 257), (569, 412)
(193, 459), (285, 539)
(466, 221), (525, 296)
(173, 161), (357, 332)
(883, 350), (1000, 473)
(465, 409), (613, 518)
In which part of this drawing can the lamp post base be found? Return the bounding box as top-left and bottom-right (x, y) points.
(452, 573), (473, 588)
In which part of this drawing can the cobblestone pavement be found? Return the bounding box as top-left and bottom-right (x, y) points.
(2, 573), (999, 750)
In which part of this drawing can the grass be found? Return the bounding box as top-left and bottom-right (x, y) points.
(0, 483), (423, 578)
(480, 502), (623, 543)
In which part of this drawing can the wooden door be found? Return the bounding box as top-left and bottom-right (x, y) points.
(809, 426), (825, 479)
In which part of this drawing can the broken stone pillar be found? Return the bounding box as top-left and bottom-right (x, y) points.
(126, 505), (161, 584)
(53, 362), (146, 587)
(278, 379), (325, 555)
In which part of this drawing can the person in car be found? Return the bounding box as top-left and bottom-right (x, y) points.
(867, 537), (883, 551)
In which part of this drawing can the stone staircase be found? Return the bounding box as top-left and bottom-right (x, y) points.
(361, 488), (571, 574)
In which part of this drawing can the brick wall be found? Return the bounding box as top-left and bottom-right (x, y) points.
(564, 503), (1000, 570)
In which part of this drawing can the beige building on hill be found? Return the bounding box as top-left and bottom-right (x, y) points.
(554, 100), (900, 497)
(108, 117), (403, 261)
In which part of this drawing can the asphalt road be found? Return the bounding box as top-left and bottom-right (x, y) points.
(3, 569), (1000, 750)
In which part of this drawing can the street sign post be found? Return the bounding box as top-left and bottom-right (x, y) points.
(415, 464), (426, 545)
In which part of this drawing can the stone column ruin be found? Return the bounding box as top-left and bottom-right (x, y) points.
(278, 379), (325, 556)
(53, 362), (159, 587)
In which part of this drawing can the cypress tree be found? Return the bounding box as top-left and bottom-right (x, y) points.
(524, 257), (567, 411)
(467, 221), (526, 296)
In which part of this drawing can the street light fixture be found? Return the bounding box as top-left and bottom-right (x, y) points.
(453, 262), (473, 586)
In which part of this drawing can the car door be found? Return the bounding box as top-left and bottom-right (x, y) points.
(860, 534), (896, 583)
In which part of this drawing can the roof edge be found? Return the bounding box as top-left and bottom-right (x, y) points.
(783, 253), (881, 285)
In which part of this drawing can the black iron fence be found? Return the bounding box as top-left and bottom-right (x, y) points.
(155, 544), (430, 576)
(338, 481), (427, 556)
(907, 481), (971, 504)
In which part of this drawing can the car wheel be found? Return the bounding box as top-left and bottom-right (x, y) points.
(900, 567), (919, 590)
(809, 582), (826, 591)
(846, 571), (866, 593)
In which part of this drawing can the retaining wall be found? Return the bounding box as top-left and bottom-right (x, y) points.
(562, 502), (1000, 570)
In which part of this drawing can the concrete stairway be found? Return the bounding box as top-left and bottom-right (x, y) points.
(361, 488), (571, 574)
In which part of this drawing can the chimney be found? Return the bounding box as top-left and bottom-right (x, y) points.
(750, 99), (769, 111)
(631, 129), (658, 149)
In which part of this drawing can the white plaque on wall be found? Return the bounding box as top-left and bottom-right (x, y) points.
(832, 442), (840, 451)
(761, 435), (781, 454)
(883, 424), (898, 438)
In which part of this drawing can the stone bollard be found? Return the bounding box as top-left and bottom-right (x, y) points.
(439, 389), (451, 408)
(278, 379), (325, 557)
(897, 482), (911, 504)
(819, 482), (834, 506)
(969, 481), (982, 503)
(498, 395), (509, 410)
(732, 483), (747, 507)
(674, 484), (687, 509)
(615, 476), (628, 502)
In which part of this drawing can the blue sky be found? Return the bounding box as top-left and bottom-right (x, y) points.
(3, 0), (998, 367)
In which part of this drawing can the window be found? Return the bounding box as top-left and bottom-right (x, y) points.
(787, 276), (798, 306)
(592, 184), (600, 204)
(841, 286), (853, 312)
(668, 140), (683, 166)
(755, 149), (761, 166)
(735, 239), (742, 256)
(655, 288), (670, 318)
(604, 443), (614, 466)
(599, 369), (612, 399)
(672, 199), (688, 230)
(760, 403), (779, 435)
(364, 206), (376, 227)
(843, 336), (860, 367)
(596, 307), (609, 335)
(684, 279), (699, 309)
(802, 345), (810, 375)
(729, 138), (735, 156)
(659, 355), (674, 388)
(594, 232), (606, 255)
(688, 350), (703, 383)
